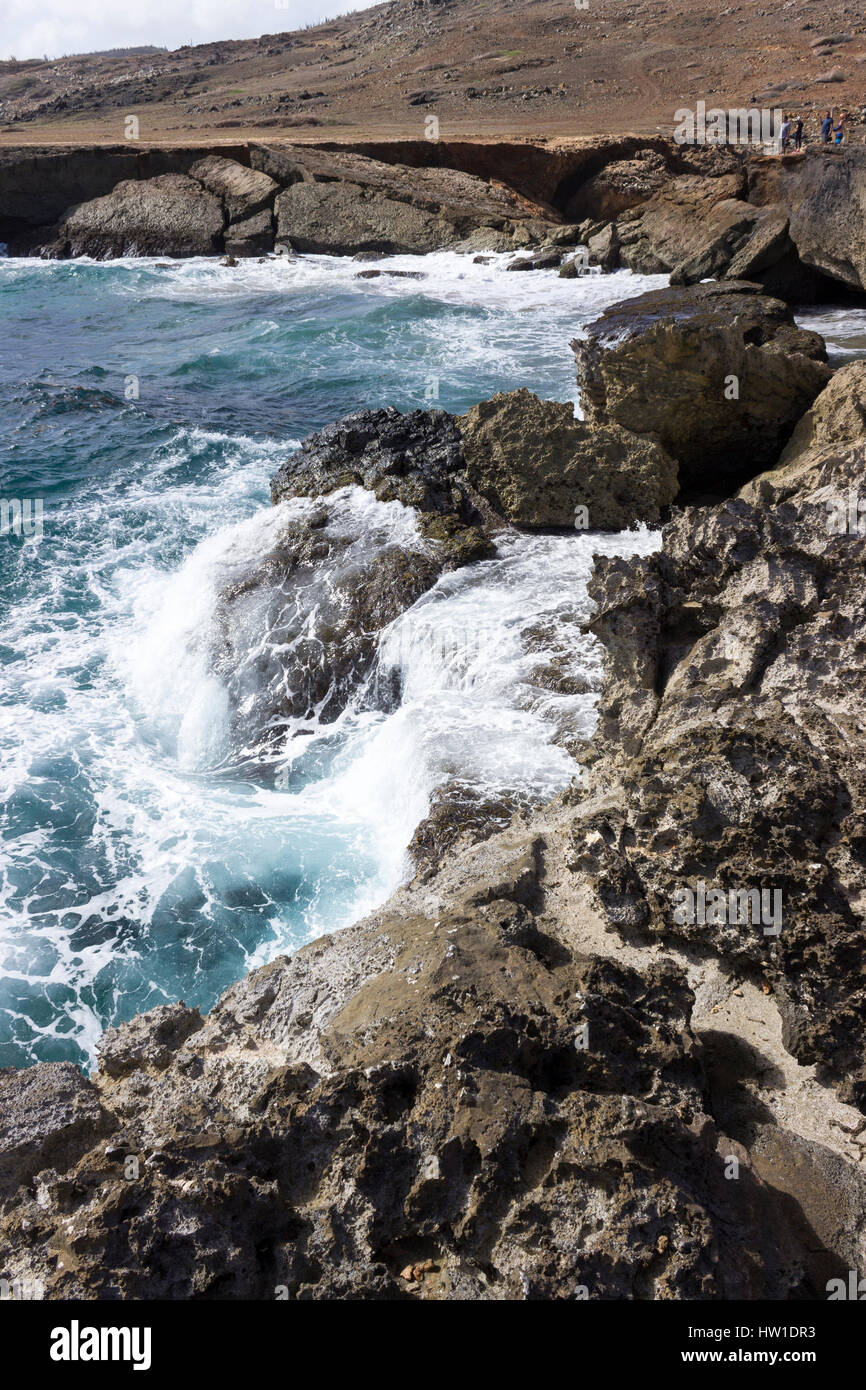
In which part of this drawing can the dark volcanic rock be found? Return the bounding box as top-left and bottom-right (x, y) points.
(505, 249), (563, 270)
(573, 281), (831, 491)
(270, 407), (493, 563)
(50, 173), (225, 258)
(456, 388), (678, 528)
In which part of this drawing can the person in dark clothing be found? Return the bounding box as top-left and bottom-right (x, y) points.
(793, 116), (804, 150)
(821, 110), (833, 142)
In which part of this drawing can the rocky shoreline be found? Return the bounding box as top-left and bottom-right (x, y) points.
(2, 138), (866, 1301)
(3, 247), (866, 1297)
(1, 138), (866, 308)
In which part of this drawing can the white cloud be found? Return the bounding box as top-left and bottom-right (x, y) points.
(2, 0), (357, 61)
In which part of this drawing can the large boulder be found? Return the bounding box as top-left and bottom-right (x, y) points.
(270, 407), (492, 565)
(616, 172), (829, 301)
(617, 172), (748, 275)
(456, 388), (678, 529)
(188, 154), (278, 221)
(272, 397), (678, 543)
(748, 145), (866, 292)
(189, 154), (278, 257)
(740, 359), (866, 505)
(253, 142), (559, 231)
(51, 173), (225, 258)
(259, 144), (567, 256)
(275, 180), (460, 255)
(573, 281), (831, 491)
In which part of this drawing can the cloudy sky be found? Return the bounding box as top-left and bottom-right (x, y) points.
(3, 0), (358, 62)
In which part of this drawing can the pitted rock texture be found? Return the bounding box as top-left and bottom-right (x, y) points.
(0, 1063), (114, 1201)
(573, 281), (831, 492)
(572, 362), (866, 1107)
(457, 388), (678, 529)
(0, 833), (838, 1300)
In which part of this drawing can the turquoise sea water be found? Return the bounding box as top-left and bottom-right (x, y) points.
(0, 250), (680, 1068)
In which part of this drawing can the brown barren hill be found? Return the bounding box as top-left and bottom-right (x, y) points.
(1, 0), (864, 148)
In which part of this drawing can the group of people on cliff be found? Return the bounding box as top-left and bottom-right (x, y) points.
(779, 109), (846, 152)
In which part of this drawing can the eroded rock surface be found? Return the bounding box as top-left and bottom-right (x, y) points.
(189, 154), (278, 257)
(275, 181), (461, 256)
(51, 173), (225, 258)
(0, 830), (841, 1299)
(573, 281), (831, 491)
(574, 362), (866, 1106)
(457, 388), (678, 529)
(2, 293), (865, 1304)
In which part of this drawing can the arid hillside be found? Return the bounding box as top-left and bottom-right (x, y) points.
(1, 0), (865, 146)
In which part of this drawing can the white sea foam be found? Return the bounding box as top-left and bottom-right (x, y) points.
(796, 305), (866, 360)
(118, 494), (660, 953)
(0, 251), (670, 1067)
